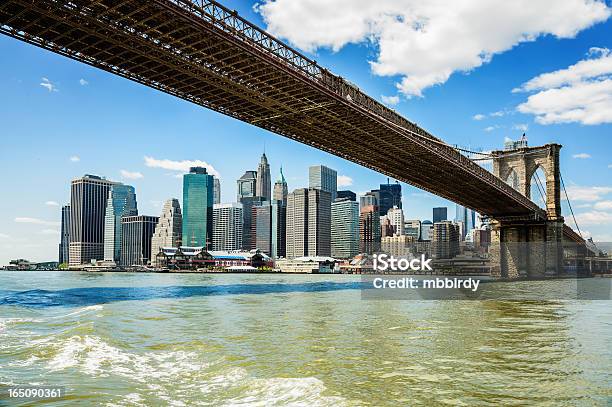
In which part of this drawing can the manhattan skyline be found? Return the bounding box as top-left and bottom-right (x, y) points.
(1, 0), (612, 265)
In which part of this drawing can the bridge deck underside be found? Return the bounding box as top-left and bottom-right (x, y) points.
(1, 0), (544, 218)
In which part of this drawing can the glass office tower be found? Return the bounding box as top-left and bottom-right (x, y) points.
(182, 167), (214, 247)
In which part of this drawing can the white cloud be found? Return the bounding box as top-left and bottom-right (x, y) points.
(79, 78), (89, 86)
(484, 126), (498, 132)
(69, 155), (80, 162)
(608, 164), (612, 168)
(572, 153), (592, 159)
(144, 156), (220, 178)
(593, 200), (612, 210)
(490, 110), (505, 117)
(120, 169), (144, 180)
(564, 186), (612, 201)
(337, 175), (353, 187)
(14, 217), (60, 226)
(381, 95), (400, 105)
(40, 77), (58, 92)
(40, 229), (60, 235)
(472, 114), (485, 121)
(512, 123), (528, 131)
(574, 210), (612, 225)
(45, 201), (60, 207)
(516, 47), (612, 125)
(257, 0), (610, 97)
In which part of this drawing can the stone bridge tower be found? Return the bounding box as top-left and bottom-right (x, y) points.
(489, 140), (564, 278)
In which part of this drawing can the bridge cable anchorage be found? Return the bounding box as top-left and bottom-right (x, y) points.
(560, 171), (584, 240)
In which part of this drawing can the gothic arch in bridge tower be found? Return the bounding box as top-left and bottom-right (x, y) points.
(492, 144), (562, 220)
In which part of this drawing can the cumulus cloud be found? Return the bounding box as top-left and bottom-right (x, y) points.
(564, 186), (612, 201)
(575, 210), (612, 225)
(381, 95), (400, 105)
(337, 175), (353, 187)
(516, 47), (612, 125)
(593, 200), (612, 210)
(79, 78), (89, 86)
(144, 156), (220, 178)
(69, 155), (80, 162)
(45, 201), (60, 207)
(14, 217), (60, 226)
(484, 126), (499, 132)
(120, 170), (144, 180)
(512, 123), (529, 131)
(40, 77), (58, 92)
(572, 153), (592, 159)
(257, 0), (610, 97)
(472, 114), (485, 121)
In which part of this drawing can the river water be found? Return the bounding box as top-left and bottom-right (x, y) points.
(0, 271), (610, 406)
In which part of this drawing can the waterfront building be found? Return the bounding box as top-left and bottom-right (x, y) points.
(337, 190), (356, 202)
(182, 167), (214, 248)
(237, 170), (257, 200)
(433, 207), (447, 223)
(387, 206), (405, 236)
(432, 221), (460, 259)
(359, 191), (378, 208)
(239, 196), (265, 250)
(271, 200), (286, 258)
(455, 204), (476, 240)
(381, 235), (415, 257)
(359, 205), (381, 254)
(378, 181), (402, 216)
(155, 247), (271, 270)
(331, 198), (359, 259)
(309, 165), (337, 201)
(286, 188), (331, 258)
(404, 219), (421, 240)
(252, 204), (272, 254)
(272, 167), (288, 203)
(256, 153), (271, 201)
(58, 204), (70, 264)
(150, 199), (182, 265)
(212, 202), (243, 251)
(213, 176), (221, 205)
(104, 183), (138, 264)
(120, 215), (158, 266)
(275, 257), (336, 273)
(420, 220), (433, 241)
(69, 174), (116, 266)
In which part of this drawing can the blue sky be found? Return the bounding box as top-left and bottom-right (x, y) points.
(1, 0), (612, 263)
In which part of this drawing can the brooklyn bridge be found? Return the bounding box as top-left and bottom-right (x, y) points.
(0, 0), (597, 277)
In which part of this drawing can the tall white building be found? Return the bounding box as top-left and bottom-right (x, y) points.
(213, 203), (243, 251)
(286, 188), (331, 258)
(103, 183), (138, 264)
(150, 198), (182, 265)
(331, 198), (359, 259)
(309, 165), (337, 201)
(386, 206), (404, 236)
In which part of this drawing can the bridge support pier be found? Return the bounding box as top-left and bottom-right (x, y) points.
(490, 219), (564, 279)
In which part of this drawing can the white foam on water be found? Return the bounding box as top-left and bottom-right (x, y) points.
(50, 304), (104, 319)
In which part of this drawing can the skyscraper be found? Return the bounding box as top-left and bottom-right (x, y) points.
(337, 190), (356, 202)
(213, 176), (221, 205)
(252, 204), (272, 254)
(120, 215), (158, 266)
(387, 206), (405, 236)
(309, 165), (337, 201)
(432, 221), (460, 259)
(455, 204), (476, 239)
(104, 183), (138, 263)
(360, 205), (381, 254)
(237, 170), (257, 200)
(404, 219), (421, 240)
(58, 204), (70, 264)
(182, 167), (214, 247)
(212, 202), (243, 251)
(286, 188), (331, 258)
(151, 198), (182, 265)
(378, 181), (402, 216)
(271, 200), (286, 258)
(359, 191), (378, 208)
(273, 167), (288, 203)
(69, 174), (115, 266)
(331, 198), (359, 259)
(239, 196), (265, 249)
(420, 220), (433, 241)
(256, 153), (271, 201)
(433, 207), (447, 223)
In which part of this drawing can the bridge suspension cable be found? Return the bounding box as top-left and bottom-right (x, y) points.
(560, 171), (583, 240)
(533, 171), (547, 207)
